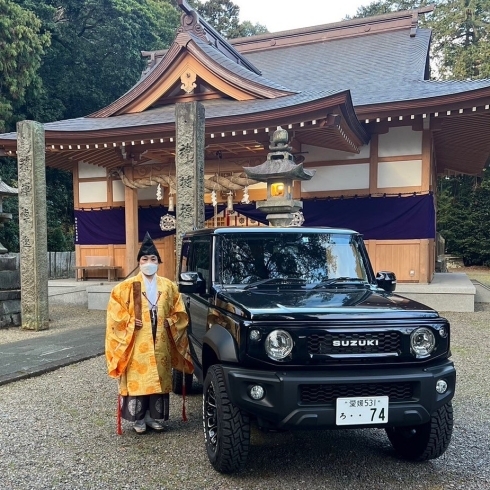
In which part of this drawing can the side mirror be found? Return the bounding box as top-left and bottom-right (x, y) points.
(178, 271), (206, 294)
(376, 271), (397, 292)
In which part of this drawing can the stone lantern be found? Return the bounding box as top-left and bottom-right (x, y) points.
(0, 177), (20, 328)
(243, 127), (315, 226)
(0, 178), (18, 254)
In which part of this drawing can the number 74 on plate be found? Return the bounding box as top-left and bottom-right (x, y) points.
(335, 396), (389, 426)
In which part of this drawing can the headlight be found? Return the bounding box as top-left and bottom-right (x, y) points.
(265, 329), (293, 360)
(410, 327), (436, 357)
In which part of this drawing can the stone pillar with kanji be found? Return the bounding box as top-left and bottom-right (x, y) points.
(175, 102), (205, 268)
(16, 120), (49, 330)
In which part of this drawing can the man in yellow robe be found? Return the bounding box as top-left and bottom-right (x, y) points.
(105, 232), (193, 434)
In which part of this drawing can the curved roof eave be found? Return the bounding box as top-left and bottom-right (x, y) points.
(356, 83), (490, 118)
(0, 90), (368, 150)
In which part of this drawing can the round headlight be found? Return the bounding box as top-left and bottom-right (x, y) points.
(249, 385), (265, 400)
(410, 327), (436, 357)
(265, 329), (293, 360)
(436, 379), (448, 394)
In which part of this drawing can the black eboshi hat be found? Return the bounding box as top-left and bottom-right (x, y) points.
(137, 232), (162, 263)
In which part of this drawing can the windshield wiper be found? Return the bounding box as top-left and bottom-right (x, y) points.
(311, 277), (367, 289)
(243, 278), (306, 290)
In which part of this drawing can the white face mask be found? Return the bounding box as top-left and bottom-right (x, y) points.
(140, 263), (158, 276)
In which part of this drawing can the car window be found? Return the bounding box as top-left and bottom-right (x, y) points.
(217, 233), (368, 285)
(189, 238), (211, 290)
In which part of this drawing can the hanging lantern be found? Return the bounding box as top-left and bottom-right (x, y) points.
(211, 189), (217, 207)
(227, 191), (234, 212)
(156, 183), (162, 201)
(168, 194), (175, 212)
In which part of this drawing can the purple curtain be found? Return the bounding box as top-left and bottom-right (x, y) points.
(234, 194), (435, 240)
(75, 195), (435, 245)
(75, 208), (126, 245)
(75, 205), (225, 245)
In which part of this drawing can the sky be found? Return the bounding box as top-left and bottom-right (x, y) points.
(235, 0), (372, 32)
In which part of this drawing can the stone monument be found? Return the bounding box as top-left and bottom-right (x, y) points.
(0, 178), (21, 328)
(175, 101), (205, 266)
(16, 120), (49, 330)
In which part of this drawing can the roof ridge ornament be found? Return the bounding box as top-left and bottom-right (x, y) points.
(176, 0), (262, 76)
(177, 9), (208, 44)
(410, 6), (435, 37)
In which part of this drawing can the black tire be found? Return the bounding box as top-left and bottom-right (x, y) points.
(172, 369), (193, 395)
(203, 365), (250, 473)
(386, 401), (453, 461)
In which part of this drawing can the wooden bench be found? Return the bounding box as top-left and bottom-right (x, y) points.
(74, 266), (122, 282)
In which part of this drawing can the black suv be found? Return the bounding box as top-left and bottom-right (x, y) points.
(177, 227), (455, 473)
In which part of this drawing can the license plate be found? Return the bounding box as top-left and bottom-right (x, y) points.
(336, 396), (389, 426)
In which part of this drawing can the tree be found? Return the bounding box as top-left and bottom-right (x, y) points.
(45, 167), (75, 251)
(0, 157), (75, 252)
(437, 172), (490, 266)
(350, 0), (490, 80)
(0, 0), (182, 251)
(234, 20), (269, 38)
(431, 0), (490, 79)
(12, 0), (180, 124)
(350, 0), (428, 18)
(0, 0), (50, 132)
(437, 175), (475, 260)
(187, 0), (268, 38)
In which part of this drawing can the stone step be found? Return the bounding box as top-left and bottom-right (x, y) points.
(472, 280), (490, 303)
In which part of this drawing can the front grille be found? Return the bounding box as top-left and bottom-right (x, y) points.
(300, 382), (414, 405)
(308, 331), (400, 355)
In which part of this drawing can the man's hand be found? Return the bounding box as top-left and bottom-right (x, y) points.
(135, 318), (143, 328)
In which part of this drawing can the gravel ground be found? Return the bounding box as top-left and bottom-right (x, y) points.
(0, 304), (489, 490)
(0, 305), (106, 344)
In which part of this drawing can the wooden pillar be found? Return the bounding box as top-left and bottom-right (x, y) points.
(422, 128), (434, 282)
(369, 133), (378, 194)
(419, 239), (430, 283)
(421, 130), (431, 192)
(124, 166), (139, 276)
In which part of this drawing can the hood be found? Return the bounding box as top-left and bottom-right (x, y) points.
(214, 286), (439, 321)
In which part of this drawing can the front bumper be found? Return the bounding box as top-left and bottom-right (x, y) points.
(221, 360), (456, 430)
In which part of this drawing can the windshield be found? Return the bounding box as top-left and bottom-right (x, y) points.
(217, 232), (369, 286)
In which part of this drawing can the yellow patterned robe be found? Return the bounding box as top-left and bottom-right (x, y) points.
(105, 273), (193, 396)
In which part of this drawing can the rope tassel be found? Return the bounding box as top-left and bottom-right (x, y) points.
(116, 394), (122, 435)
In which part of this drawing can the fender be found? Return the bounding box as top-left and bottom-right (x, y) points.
(204, 324), (239, 364)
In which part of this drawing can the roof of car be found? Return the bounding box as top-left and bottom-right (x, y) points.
(184, 226), (359, 237)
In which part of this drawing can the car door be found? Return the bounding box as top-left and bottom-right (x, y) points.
(182, 236), (212, 379)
